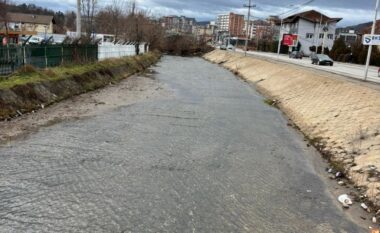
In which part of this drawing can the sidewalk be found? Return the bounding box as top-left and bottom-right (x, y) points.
(234, 48), (380, 84)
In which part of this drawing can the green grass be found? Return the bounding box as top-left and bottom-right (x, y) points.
(0, 52), (158, 90)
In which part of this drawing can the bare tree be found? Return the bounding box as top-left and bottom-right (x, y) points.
(65, 11), (76, 31)
(122, 1), (150, 55)
(81, 0), (97, 38)
(96, 0), (127, 40)
(0, 0), (9, 38)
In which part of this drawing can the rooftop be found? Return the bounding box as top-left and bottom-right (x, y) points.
(283, 10), (342, 24)
(7, 12), (54, 25)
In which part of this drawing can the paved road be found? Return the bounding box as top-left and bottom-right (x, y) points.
(235, 48), (380, 84)
(0, 56), (364, 232)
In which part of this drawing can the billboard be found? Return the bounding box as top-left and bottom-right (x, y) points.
(282, 34), (298, 46)
(363, 34), (380, 45)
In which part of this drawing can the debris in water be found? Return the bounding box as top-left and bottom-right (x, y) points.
(361, 203), (368, 210)
(41, 104), (45, 109)
(373, 216), (377, 223)
(338, 181), (345, 185)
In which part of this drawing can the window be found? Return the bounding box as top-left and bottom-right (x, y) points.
(327, 34), (334, 39)
(306, 33), (313, 39)
(319, 33), (324, 39)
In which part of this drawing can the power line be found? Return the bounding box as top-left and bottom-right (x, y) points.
(278, 0), (315, 18)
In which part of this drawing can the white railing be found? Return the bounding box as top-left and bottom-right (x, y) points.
(98, 42), (149, 60)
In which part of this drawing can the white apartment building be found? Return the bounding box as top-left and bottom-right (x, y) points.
(281, 10), (342, 55)
(217, 14), (229, 32)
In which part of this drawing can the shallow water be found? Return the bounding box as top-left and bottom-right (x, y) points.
(0, 56), (363, 232)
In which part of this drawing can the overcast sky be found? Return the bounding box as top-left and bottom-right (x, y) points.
(12, 0), (379, 26)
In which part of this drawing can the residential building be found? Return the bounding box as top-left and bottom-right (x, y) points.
(160, 15), (196, 34)
(5, 13), (54, 34)
(194, 21), (217, 42)
(335, 28), (361, 45)
(267, 15), (281, 26)
(280, 10), (342, 55)
(244, 19), (276, 40)
(216, 14), (229, 32)
(217, 13), (245, 36)
(243, 19), (255, 38)
(0, 12), (55, 44)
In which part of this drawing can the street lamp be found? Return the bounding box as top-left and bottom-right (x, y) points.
(364, 0), (380, 81)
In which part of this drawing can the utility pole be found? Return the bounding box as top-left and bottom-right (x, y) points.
(76, 0), (81, 38)
(244, 0), (256, 56)
(364, 0), (380, 81)
(276, 18), (283, 59)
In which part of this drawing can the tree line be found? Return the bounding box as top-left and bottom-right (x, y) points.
(0, 0), (212, 55)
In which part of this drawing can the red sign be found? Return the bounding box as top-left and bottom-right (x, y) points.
(282, 34), (298, 46)
(2, 37), (7, 46)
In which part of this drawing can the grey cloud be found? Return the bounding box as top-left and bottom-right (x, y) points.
(13, 0), (377, 26)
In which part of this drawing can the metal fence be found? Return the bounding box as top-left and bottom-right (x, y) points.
(0, 44), (98, 75)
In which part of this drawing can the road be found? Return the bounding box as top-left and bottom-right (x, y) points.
(0, 56), (364, 232)
(235, 48), (380, 84)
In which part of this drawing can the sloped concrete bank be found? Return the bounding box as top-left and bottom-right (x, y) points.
(204, 50), (380, 206)
(0, 52), (160, 120)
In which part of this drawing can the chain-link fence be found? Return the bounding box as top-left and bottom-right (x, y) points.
(0, 44), (98, 76)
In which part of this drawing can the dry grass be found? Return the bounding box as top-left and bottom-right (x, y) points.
(0, 52), (160, 90)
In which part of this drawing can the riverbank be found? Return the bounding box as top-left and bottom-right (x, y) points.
(204, 50), (380, 208)
(0, 70), (171, 144)
(0, 51), (161, 120)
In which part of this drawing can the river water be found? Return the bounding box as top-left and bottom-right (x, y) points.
(0, 56), (363, 232)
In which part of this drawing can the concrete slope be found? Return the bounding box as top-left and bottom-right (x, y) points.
(204, 50), (380, 207)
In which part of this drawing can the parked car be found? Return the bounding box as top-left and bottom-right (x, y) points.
(220, 45), (227, 50)
(311, 54), (334, 66)
(289, 51), (303, 59)
(22, 36), (44, 44)
(227, 44), (235, 51)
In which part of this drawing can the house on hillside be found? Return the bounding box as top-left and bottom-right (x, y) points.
(280, 10), (342, 55)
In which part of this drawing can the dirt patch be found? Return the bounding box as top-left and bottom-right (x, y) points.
(204, 50), (380, 208)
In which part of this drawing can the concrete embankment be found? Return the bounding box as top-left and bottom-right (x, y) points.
(0, 52), (160, 120)
(204, 50), (380, 206)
